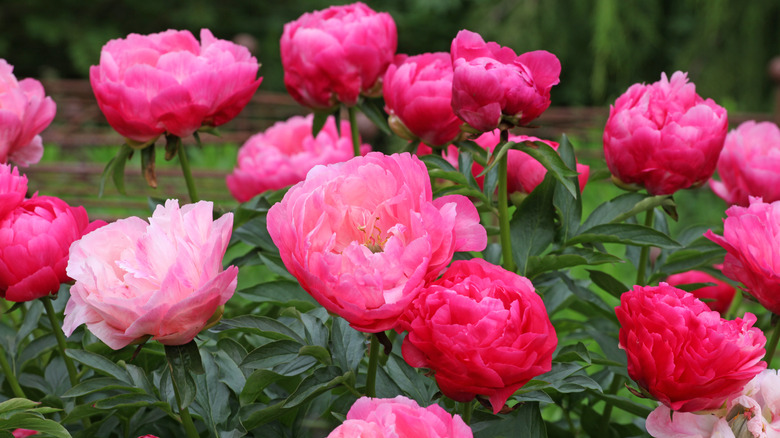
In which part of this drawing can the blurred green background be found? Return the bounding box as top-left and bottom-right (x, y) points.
(3, 0), (779, 111)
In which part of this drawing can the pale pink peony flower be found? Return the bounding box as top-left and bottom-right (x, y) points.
(450, 30), (560, 133)
(90, 29), (262, 143)
(0, 59), (56, 166)
(383, 52), (462, 147)
(666, 270), (736, 314)
(266, 152), (486, 333)
(0, 196), (105, 302)
(226, 114), (370, 202)
(398, 258), (557, 414)
(710, 121), (780, 206)
(616, 283), (766, 412)
(473, 130), (590, 195)
(0, 163), (28, 219)
(645, 369), (780, 438)
(63, 200), (237, 349)
(603, 71), (728, 195)
(326, 396), (473, 438)
(281, 2), (397, 110)
(705, 198), (780, 315)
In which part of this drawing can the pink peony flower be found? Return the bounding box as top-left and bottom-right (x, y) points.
(450, 30), (560, 133)
(90, 29), (262, 143)
(383, 52), (462, 147)
(11, 430), (38, 438)
(645, 369), (780, 438)
(603, 71), (728, 195)
(0, 163), (28, 219)
(0, 196), (105, 302)
(398, 259), (557, 414)
(710, 121), (780, 206)
(472, 130), (589, 195)
(615, 283), (766, 412)
(266, 152), (486, 333)
(326, 396), (473, 438)
(0, 59), (56, 166)
(666, 270), (736, 314)
(226, 114), (370, 202)
(705, 197), (780, 315)
(63, 200), (237, 349)
(281, 2), (397, 110)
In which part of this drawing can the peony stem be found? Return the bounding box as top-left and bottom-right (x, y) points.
(497, 131), (516, 272)
(168, 360), (200, 438)
(366, 334), (380, 398)
(635, 209), (655, 286)
(459, 400), (474, 425)
(0, 343), (25, 399)
(766, 315), (780, 368)
(178, 136), (200, 203)
(599, 375), (623, 435)
(348, 106), (361, 157)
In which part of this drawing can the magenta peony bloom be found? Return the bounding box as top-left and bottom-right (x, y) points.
(63, 200), (237, 349)
(226, 114), (370, 202)
(11, 430), (38, 438)
(603, 71), (728, 195)
(267, 152), (486, 333)
(90, 29), (262, 143)
(666, 270), (736, 314)
(0, 59), (56, 166)
(383, 52), (462, 147)
(706, 198), (780, 315)
(645, 369), (780, 437)
(398, 259), (557, 414)
(0, 163), (28, 219)
(450, 30), (560, 133)
(326, 396), (473, 438)
(0, 196), (105, 302)
(616, 283), (766, 412)
(710, 121), (780, 206)
(281, 2), (397, 110)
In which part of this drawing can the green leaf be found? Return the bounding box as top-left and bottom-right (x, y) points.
(587, 269), (630, 299)
(383, 355), (437, 405)
(581, 192), (652, 229)
(568, 223), (680, 248)
(510, 175), (556, 275)
(457, 150), (481, 190)
(92, 393), (162, 410)
(241, 340), (302, 370)
(192, 351), (231, 434)
(358, 98), (391, 135)
(652, 249), (725, 280)
(240, 370), (287, 405)
(518, 141), (579, 197)
(0, 399), (39, 415)
(311, 110), (332, 138)
(553, 134), (582, 241)
(0, 414), (71, 438)
(237, 280), (317, 310)
(554, 342), (592, 365)
(240, 402), (286, 430)
(215, 315), (305, 344)
(587, 390), (653, 417)
(111, 143), (133, 196)
(62, 377), (143, 398)
(283, 367), (350, 408)
(232, 215), (277, 252)
(15, 300), (42, 348)
(472, 402), (547, 438)
(65, 349), (131, 384)
(525, 249), (622, 278)
(165, 342), (203, 409)
(420, 154), (458, 172)
(298, 345), (331, 365)
(331, 318), (366, 373)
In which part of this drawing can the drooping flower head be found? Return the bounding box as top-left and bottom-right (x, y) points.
(267, 152), (487, 333)
(281, 2), (397, 110)
(0, 59), (56, 166)
(90, 29), (262, 144)
(603, 71), (727, 195)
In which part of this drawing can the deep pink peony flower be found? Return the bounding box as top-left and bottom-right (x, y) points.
(666, 270), (736, 314)
(645, 369), (780, 438)
(398, 258), (557, 414)
(0, 163), (28, 219)
(226, 114), (370, 202)
(710, 121), (780, 206)
(0, 196), (105, 302)
(616, 283), (766, 412)
(267, 152), (486, 333)
(706, 197), (780, 315)
(473, 130), (589, 195)
(326, 396), (473, 438)
(281, 2), (397, 110)
(383, 52), (462, 147)
(90, 29), (262, 143)
(63, 200), (237, 349)
(11, 430), (38, 438)
(603, 71), (728, 195)
(0, 59), (56, 166)
(450, 30), (560, 133)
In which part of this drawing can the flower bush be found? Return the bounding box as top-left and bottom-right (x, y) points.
(1, 4), (779, 438)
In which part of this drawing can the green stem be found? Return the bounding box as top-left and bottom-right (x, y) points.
(178, 136), (199, 203)
(348, 106), (361, 157)
(635, 209), (655, 286)
(459, 401), (474, 425)
(599, 375), (623, 436)
(366, 334), (380, 398)
(497, 133), (515, 272)
(168, 362), (200, 438)
(0, 344), (25, 399)
(766, 315), (780, 368)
